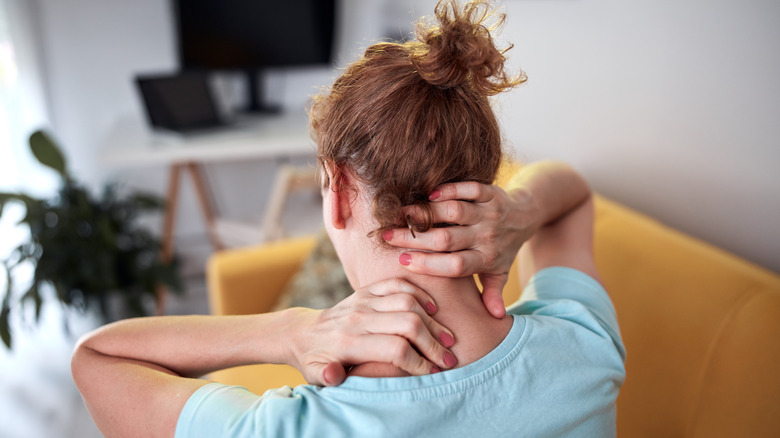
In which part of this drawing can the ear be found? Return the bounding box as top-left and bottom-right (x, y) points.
(325, 166), (353, 230)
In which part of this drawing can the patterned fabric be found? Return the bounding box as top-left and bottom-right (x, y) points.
(272, 230), (353, 311)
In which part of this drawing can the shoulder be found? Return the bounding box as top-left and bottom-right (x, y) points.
(508, 267), (625, 362)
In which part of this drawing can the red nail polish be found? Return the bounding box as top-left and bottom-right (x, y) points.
(429, 190), (441, 201)
(431, 365), (441, 374)
(444, 352), (458, 368)
(439, 332), (455, 348)
(424, 302), (437, 314)
(382, 229), (393, 241)
(399, 253), (411, 266)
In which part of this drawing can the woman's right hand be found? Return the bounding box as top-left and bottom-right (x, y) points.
(287, 278), (458, 386)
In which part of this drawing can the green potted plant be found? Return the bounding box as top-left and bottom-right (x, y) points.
(0, 130), (183, 348)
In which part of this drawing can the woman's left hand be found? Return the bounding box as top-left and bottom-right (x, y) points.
(382, 181), (539, 318)
(288, 278), (458, 386)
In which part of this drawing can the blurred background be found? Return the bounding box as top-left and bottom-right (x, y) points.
(0, 0), (778, 436)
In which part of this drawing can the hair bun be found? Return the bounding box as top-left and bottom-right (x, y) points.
(412, 0), (525, 95)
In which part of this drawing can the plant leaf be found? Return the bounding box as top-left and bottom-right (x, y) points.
(29, 130), (68, 177)
(0, 193), (37, 209)
(1, 264), (12, 349)
(129, 193), (164, 210)
(21, 283), (43, 322)
(0, 303), (10, 349)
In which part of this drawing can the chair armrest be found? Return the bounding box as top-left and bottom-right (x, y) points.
(206, 235), (317, 316)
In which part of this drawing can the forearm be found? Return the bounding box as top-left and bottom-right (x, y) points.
(506, 161), (591, 230)
(74, 308), (310, 378)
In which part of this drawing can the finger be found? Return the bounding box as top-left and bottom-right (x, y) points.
(360, 279), (438, 314)
(306, 361), (347, 386)
(322, 362), (347, 386)
(479, 274), (508, 319)
(370, 292), (435, 319)
(384, 226), (474, 253)
(363, 313), (457, 370)
(369, 294), (456, 347)
(349, 334), (451, 376)
(430, 181), (496, 203)
(361, 278), (421, 298)
(398, 250), (483, 278)
(403, 201), (482, 226)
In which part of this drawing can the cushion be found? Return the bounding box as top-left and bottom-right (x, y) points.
(271, 229), (353, 311)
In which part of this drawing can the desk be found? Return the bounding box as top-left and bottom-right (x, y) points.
(99, 112), (315, 312)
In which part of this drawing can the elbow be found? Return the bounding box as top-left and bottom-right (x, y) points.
(70, 335), (88, 390)
(71, 331), (97, 391)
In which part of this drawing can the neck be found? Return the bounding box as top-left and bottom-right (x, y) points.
(326, 195), (513, 379)
(348, 271), (513, 379)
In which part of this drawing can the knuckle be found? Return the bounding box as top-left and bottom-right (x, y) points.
(397, 293), (417, 310)
(468, 181), (483, 198)
(484, 209), (502, 223)
(483, 251), (499, 268)
(450, 257), (467, 277)
(442, 184), (457, 199)
(485, 227), (500, 241)
(445, 201), (463, 223)
(433, 230), (453, 251)
(391, 278), (408, 289)
(398, 313), (423, 336)
(388, 338), (410, 360)
(346, 312), (362, 326)
(406, 314), (424, 333)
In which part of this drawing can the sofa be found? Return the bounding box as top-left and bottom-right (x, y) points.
(206, 189), (780, 437)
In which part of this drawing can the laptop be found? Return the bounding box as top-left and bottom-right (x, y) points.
(135, 72), (228, 133)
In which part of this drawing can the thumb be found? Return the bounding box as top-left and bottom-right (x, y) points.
(479, 274), (508, 319)
(320, 362), (347, 386)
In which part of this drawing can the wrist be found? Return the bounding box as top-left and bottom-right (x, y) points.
(508, 185), (542, 236)
(277, 307), (319, 370)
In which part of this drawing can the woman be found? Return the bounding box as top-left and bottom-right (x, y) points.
(72, 1), (625, 436)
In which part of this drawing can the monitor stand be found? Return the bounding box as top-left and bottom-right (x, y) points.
(245, 68), (283, 115)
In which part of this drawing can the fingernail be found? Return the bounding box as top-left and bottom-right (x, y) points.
(399, 253), (411, 266)
(431, 365), (441, 374)
(382, 229), (393, 241)
(439, 332), (455, 348)
(429, 190), (441, 201)
(424, 302), (437, 314)
(444, 352), (458, 368)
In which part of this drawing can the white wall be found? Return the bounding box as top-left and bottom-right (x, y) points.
(31, 0), (779, 273)
(498, 0), (780, 272)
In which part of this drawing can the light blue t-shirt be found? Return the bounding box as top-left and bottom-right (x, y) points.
(176, 267), (626, 437)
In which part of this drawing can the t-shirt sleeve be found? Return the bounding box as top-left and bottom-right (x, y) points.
(175, 383), (298, 438)
(506, 266), (625, 360)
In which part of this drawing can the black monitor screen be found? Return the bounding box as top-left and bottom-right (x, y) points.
(175, 0), (337, 70)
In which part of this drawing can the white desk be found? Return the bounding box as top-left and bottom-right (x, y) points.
(99, 111), (315, 166)
(100, 112), (316, 313)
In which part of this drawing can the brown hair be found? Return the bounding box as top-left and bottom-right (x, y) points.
(310, 0), (525, 239)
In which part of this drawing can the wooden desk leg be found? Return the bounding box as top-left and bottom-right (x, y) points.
(155, 162), (224, 315)
(156, 163), (183, 315)
(185, 162), (224, 251)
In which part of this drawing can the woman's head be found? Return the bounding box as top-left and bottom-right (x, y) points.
(311, 0), (524, 240)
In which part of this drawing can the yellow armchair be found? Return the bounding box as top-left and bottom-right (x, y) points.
(207, 195), (780, 437)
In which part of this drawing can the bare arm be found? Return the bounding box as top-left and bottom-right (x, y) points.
(72, 279), (458, 438)
(518, 194), (601, 290)
(384, 161), (591, 316)
(71, 314), (285, 438)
